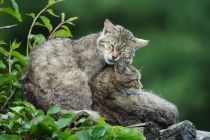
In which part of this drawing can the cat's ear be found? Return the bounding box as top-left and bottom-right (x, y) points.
(133, 38), (149, 50)
(103, 19), (115, 32)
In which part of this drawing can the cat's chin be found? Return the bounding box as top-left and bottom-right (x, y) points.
(105, 57), (114, 65)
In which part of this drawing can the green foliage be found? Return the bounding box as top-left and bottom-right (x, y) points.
(49, 16), (78, 39)
(26, 0), (77, 57)
(47, 104), (61, 116)
(0, 0), (22, 22)
(0, 0), (77, 111)
(0, 103), (145, 140)
(0, 40), (27, 111)
(0, 0), (146, 139)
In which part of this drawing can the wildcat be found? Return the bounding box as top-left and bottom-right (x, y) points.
(92, 58), (178, 128)
(22, 19), (148, 114)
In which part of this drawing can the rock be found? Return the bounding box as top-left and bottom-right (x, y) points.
(160, 120), (196, 140)
(129, 120), (198, 140)
(196, 130), (210, 140)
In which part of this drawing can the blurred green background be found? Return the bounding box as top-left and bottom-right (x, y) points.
(0, 0), (210, 131)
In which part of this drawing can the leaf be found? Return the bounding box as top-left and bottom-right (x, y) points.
(76, 129), (92, 140)
(0, 40), (6, 45)
(0, 47), (9, 56)
(65, 17), (78, 26)
(10, 0), (19, 11)
(48, 0), (55, 5)
(0, 134), (21, 140)
(30, 115), (45, 125)
(97, 116), (107, 125)
(29, 117), (57, 138)
(46, 9), (59, 17)
(9, 106), (28, 120)
(92, 125), (109, 138)
(66, 135), (79, 140)
(57, 113), (73, 129)
(11, 40), (21, 51)
(11, 51), (27, 66)
(0, 7), (22, 22)
(61, 25), (70, 32)
(34, 22), (45, 27)
(61, 12), (65, 23)
(66, 17), (78, 22)
(31, 34), (46, 46)
(57, 131), (70, 139)
(12, 79), (22, 88)
(39, 16), (53, 31)
(10, 106), (24, 114)
(117, 128), (146, 140)
(14, 101), (39, 117)
(26, 13), (35, 18)
(53, 29), (72, 38)
(0, 60), (6, 69)
(0, 73), (14, 85)
(47, 104), (61, 115)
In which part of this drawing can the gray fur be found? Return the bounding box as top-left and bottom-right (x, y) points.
(91, 59), (178, 129)
(22, 19), (145, 114)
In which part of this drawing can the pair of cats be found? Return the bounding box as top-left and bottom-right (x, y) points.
(22, 19), (178, 128)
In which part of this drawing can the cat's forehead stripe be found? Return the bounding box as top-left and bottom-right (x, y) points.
(116, 25), (134, 39)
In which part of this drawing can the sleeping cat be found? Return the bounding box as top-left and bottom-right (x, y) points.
(22, 19), (149, 114)
(92, 58), (178, 128)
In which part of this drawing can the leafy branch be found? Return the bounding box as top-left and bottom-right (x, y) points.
(26, 0), (64, 57)
(0, 0), (77, 113)
(0, 41), (27, 112)
(48, 14), (78, 39)
(0, 0), (22, 22)
(0, 90), (15, 111)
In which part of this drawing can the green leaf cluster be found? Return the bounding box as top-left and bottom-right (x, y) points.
(0, 103), (145, 140)
(0, 0), (22, 22)
(26, 0), (78, 56)
(0, 40), (27, 110)
(0, 0), (77, 111)
(0, 0), (146, 139)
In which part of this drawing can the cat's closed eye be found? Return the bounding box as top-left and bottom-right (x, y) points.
(120, 51), (125, 56)
(120, 51), (130, 58)
(104, 30), (110, 35)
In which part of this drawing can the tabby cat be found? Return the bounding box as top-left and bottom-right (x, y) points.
(92, 58), (178, 128)
(22, 19), (148, 115)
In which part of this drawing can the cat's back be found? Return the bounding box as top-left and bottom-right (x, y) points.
(30, 34), (99, 67)
(28, 38), (78, 85)
(30, 38), (74, 64)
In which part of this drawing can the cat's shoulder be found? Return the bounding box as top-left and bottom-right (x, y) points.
(75, 33), (98, 44)
(43, 37), (73, 47)
(31, 38), (72, 51)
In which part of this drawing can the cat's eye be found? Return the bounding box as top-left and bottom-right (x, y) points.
(121, 47), (127, 52)
(121, 51), (129, 57)
(121, 52), (125, 56)
(104, 29), (110, 35)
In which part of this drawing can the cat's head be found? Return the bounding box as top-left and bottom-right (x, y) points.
(97, 19), (149, 65)
(113, 58), (143, 94)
